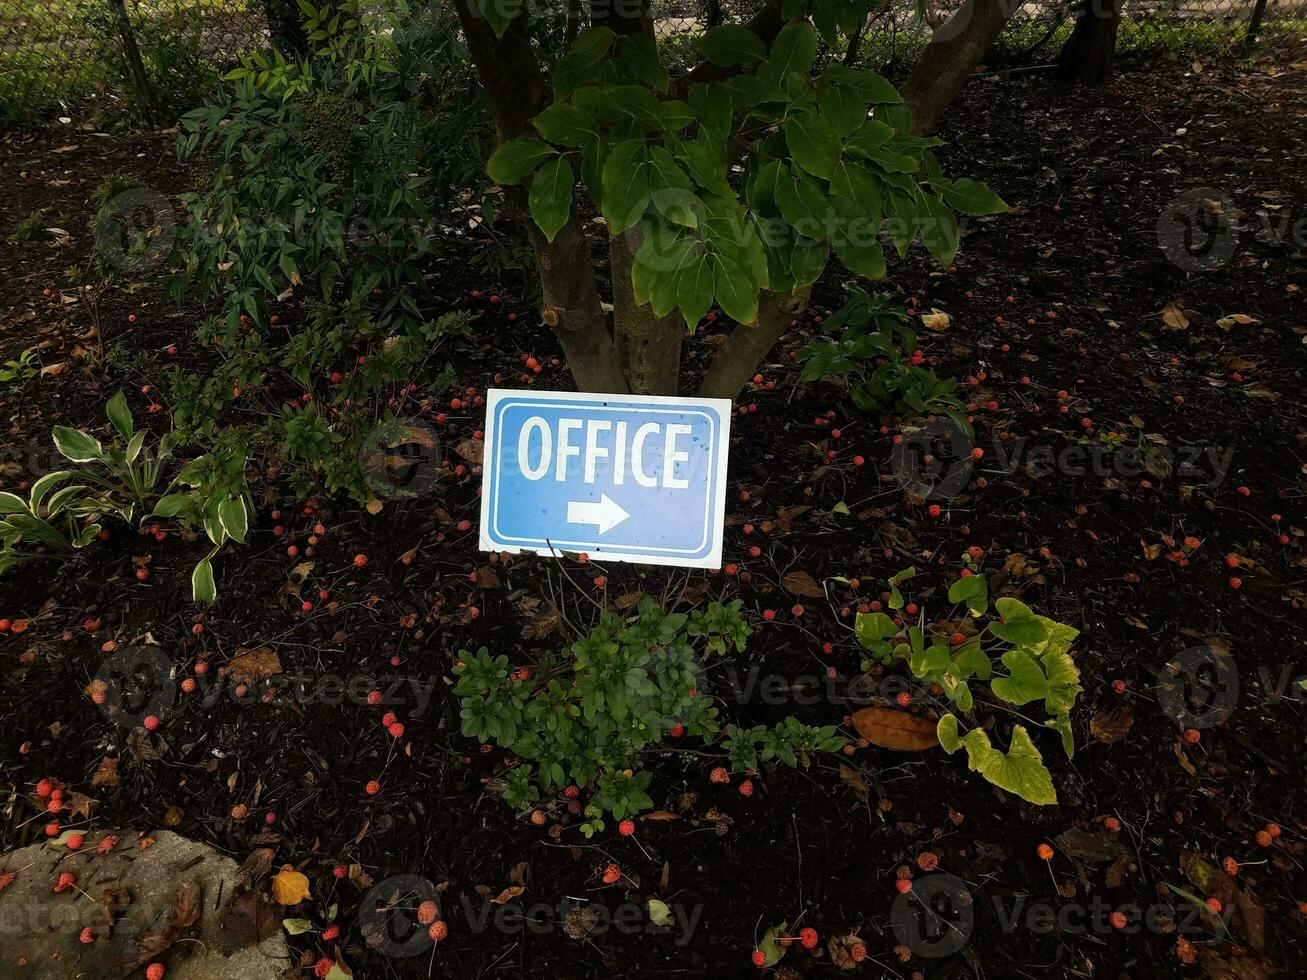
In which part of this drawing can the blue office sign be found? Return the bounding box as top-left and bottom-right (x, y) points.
(479, 389), (732, 568)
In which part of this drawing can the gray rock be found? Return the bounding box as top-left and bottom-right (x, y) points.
(0, 830), (288, 980)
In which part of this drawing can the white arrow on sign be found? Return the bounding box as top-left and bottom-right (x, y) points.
(566, 494), (630, 534)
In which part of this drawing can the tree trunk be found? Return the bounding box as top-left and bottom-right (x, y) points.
(1055, 0), (1122, 85)
(106, 0), (156, 114)
(261, 0), (310, 56)
(610, 235), (684, 394)
(698, 290), (809, 399)
(451, 0), (627, 393)
(900, 0), (1022, 135)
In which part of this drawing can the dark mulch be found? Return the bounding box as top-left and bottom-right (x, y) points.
(1, 49), (1305, 980)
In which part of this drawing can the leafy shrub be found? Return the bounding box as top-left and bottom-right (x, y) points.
(798, 285), (969, 428)
(855, 566), (1081, 805)
(168, 0), (487, 500)
(454, 595), (842, 833)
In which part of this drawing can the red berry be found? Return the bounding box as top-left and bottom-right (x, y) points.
(738, 779), (754, 797)
(895, 878), (912, 894)
(418, 900), (440, 925)
(710, 767), (729, 784)
(751, 949), (766, 967)
(143, 715), (160, 731)
(365, 780), (381, 796)
(618, 819), (635, 837)
(1110, 911), (1127, 929)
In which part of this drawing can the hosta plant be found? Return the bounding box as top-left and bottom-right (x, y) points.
(855, 567), (1082, 805)
(32, 392), (251, 603)
(0, 472), (126, 575)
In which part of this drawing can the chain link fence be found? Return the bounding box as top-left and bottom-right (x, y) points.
(2, 0), (1302, 120)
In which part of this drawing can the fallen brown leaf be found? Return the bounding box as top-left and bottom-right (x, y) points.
(852, 708), (939, 751)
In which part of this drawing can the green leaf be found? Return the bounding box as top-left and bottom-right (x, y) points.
(28, 471), (72, 513)
(835, 234), (885, 280)
(486, 138), (556, 185)
(990, 597), (1048, 646)
(959, 726), (1058, 805)
(529, 156), (575, 243)
(842, 69), (903, 105)
(533, 104), (597, 147)
(105, 390), (133, 440)
(952, 644), (992, 680)
(761, 21), (817, 84)
(818, 83), (866, 135)
(476, 0), (522, 38)
(0, 491), (27, 515)
(711, 253), (759, 325)
(830, 161), (884, 221)
(990, 648), (1050, 706)
(217, 496), (248, 545)
(149, 493), (193, 519)
(52, 426), (104, 464)
(920, 193), (960, 265)
(282, 918), (314, 935)
(621, 33), (670, 91)
(1041, 648), (1083, 717)
(601, 141), (651, 235)
(695, 24), (768, 66)
(775, 171), (830, 235)
(948, 574), (988, 616)
(854, 611), (896, 647)
(192, 558), (217, 605)
(647, 898), (674, 927)
(757, 921), (789, 967)
(1047, 713), (1075, 758)
(939, 178), (1009, 216)
(1032, 616), (1081, 658)
(784, 112), (841, 180)
(937, 714), (961, 753)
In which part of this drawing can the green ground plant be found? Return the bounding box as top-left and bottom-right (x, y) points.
(855, 565), (1082, 805)
(454, 595), (843, 833)
(2, 392), (251, 601)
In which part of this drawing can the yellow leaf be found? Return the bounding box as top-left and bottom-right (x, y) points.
(920, 309), (951, 331)
(273, 867), (312, 905)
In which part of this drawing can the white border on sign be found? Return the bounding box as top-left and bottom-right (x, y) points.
(477, 388), (733, 569)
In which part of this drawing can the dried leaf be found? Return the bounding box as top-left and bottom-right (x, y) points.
(226, 647), (283, 683)
(782, 570), (825, 599)
(838, 764), (869, 801)
(851, 708), (939, 751)
(492, 885), (525, 904)
(91, 756), (121, 787)
(1161, 301), (1191, 330)
(454, 439), (484, 464)
(1090, 707), (1134, 744)
(520, 605), (562, 640)
(272, 867), (312, 905)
